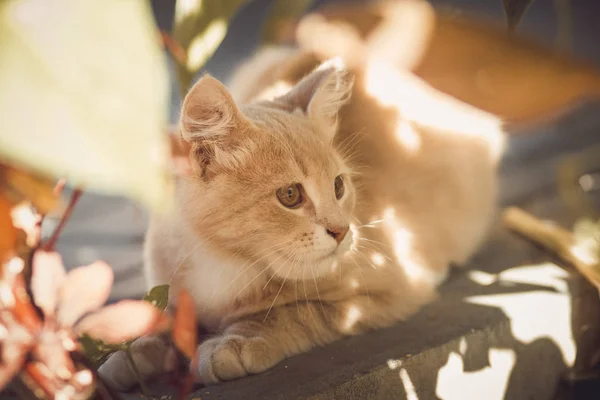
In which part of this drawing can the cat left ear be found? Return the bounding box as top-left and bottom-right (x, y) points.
(279, 58), (353, 137)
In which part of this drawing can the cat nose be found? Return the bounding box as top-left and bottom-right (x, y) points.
(326, 226), (349, 244)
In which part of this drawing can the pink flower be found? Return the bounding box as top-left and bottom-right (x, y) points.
(0, 251), (165, 397)
(31, 251), (163, 342)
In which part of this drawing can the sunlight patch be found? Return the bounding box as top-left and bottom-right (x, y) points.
(468, 270), (497, 286)
(466, 262), (575, 365)
(363, 59), (505, 163)
(187, 19), (227, 72)
(437, 350), (515, 400)
(382, 207), (436, 285)
(371, 252), (386, 267)
(175, 0), (202, 22)
(342, 304), (362, 332)
(399, 368), (419, 400)
(394, 120), (422, 154)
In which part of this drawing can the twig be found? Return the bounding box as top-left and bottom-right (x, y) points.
(503, 207), (600, 288)
(124, 347), (150, 397)
(53, 178), (67, 196)
(42, 188), (83, 251)
(160, 31), (188, 66)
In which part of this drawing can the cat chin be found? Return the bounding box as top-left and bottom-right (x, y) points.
(269, 252), (347, 281)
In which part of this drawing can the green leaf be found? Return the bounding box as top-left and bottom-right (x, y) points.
(0, 0), (171, 211)
(260, 0), (316, 45)
(502, 0), (535, 31)
(79, 334), (124, 369)
(173, 0), (247, 94)
(143, 284), (170, 312)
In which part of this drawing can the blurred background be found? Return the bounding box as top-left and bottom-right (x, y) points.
(36, 1), (600, 399)
(52, 0), (600, 301)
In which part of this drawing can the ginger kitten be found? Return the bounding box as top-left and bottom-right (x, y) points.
(100, 49), (505, 388)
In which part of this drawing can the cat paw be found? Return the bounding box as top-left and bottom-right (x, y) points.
(98, 336), (176, 391)
(195, 334), (283, 384)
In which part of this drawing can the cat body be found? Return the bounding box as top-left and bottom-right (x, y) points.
(100, 46), (505, 388)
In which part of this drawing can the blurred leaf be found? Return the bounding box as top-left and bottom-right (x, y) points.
(502, 0), (535, 31)
(143, 284), (170, 312)
(0, 0), (171, 211)
(79, 334), (122, 369)
(172, 289), (196, 360)
(173, 0), (247, 94)
(261, 0), (316, 45)
(0, 164), (57, 215)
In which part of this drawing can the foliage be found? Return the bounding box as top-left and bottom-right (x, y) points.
(260, 0), (317, 45)
(0, 0), (170, 211)
(172, 0), (247, 95)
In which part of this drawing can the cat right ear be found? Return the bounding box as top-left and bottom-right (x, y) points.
(277, 58), (353, 139)
(179, 74), (253, 178)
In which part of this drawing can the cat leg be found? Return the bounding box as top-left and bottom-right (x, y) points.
(195, 301), (343, 384)
(194, 291), (427, 385)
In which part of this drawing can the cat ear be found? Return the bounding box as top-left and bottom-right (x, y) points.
(180, 74), (253, 177)
(279, 58), (353, 136)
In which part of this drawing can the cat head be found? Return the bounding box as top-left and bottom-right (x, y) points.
(173, 60), (355, 281)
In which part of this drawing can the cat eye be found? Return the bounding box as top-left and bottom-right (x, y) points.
(334, 175), (345, 200)
(276, 183), (303, 208)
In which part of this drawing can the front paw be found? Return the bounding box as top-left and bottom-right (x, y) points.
(195, 334), (283, 384)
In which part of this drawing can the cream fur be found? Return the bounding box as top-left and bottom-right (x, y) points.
(101, 46), (505, 389)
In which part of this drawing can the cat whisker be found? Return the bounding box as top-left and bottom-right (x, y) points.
(302, 257), (313, 321)
(168, 230), (220, 284)
(310, 262), (326, 317)
(356, 237), (392, 249)
(232, 247), (292, 300)
(263, 256), (295, 322)
(262, 249), (295, 290)
(348, 255), (371, 311)
(358, 219), (385, 229)
(352, 246), (380, 270)
(208, 244), (246, 305)
(219, 238), (296, 298)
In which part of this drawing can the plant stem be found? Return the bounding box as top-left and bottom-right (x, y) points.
(124, 346), (150, 396)
(503, 207), (600, 288)
(42, 187), (82, 251)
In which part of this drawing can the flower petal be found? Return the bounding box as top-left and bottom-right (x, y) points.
(31, 251), (66, 317)
(57, 261), (113, 327)
(34, 329), (76, 381)
(74, 300), (160, 344)
(0, 348), (24, 391)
